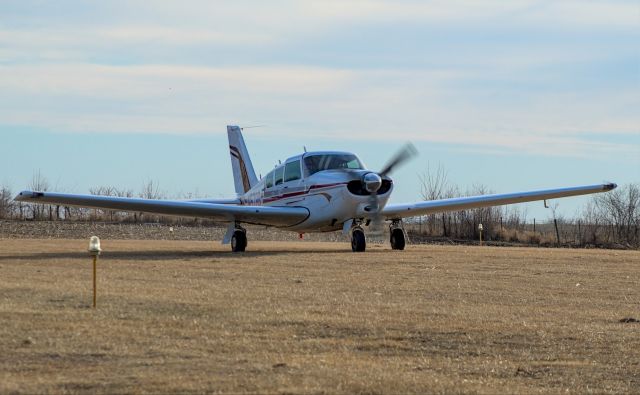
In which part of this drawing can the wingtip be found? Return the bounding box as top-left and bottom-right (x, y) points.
(604, 182), (617, 191)
(14, 190), (42, 201)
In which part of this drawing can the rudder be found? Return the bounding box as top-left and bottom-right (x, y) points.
(227, 125), (258, 195)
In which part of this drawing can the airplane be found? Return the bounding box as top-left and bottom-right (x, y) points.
(15, 125), (617, 252)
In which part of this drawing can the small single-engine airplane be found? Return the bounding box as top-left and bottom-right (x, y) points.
(16, 125), (616, 252)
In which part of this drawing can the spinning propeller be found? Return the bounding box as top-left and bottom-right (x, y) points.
(364, 143), (418, 236)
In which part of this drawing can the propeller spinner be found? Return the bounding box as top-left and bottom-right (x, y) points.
(363, 172), (383, 193)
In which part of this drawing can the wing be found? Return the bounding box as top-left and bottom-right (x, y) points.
(15, 191), (309, 227)
(382, 183), (617, 219)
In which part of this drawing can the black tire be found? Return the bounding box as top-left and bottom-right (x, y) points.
(351, 228), (366, 252)
(231, 230), (247, 252)
(390, 228), (406, 250)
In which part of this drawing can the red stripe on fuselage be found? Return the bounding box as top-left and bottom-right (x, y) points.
(309, 182), (346, 190)
(252, 182), (348, 205)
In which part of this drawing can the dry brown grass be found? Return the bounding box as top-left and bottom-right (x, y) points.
(0, 239), (639, 394)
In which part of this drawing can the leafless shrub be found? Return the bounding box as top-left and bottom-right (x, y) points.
(526, 231), (541, 245)
(0, 185), (13, 219)
(504, 206), (526, 231)
(88, 186), (133, 221)
(585, 183), (640, 247)
(415, 164), (638, 249)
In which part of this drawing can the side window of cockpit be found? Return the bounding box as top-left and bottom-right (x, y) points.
(265, 171), (274, 189)
(274, 166), (285, 186)
(284, 160), (301, 182)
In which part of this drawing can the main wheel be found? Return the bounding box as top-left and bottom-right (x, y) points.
(390, 228), (406, 250)
(231, 230), (247, 252)
(351, 228), (366, 252)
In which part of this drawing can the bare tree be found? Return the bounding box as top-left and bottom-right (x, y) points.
(419, 163), (449, 201)
(140, 179), (162, 200)
(138, 180), (165, 223)
(28, 170), (50, 220)
(86, 186), (137, 222)
(466, 184), (499, 240)
(0, 185), (13, 219)
(90, 186), (117, 221)
(419, 163), (451, 236)
(411, 172), (638, 248)
(592, 183), (640, 247)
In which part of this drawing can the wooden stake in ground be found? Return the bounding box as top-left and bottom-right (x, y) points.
(92, 256), (97, 308)
(88, 236), (102, 308)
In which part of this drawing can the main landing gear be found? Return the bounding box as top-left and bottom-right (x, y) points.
(349, 219), (406, 252)
(389, 220), (406, 250)
(231, 226), (247, 252)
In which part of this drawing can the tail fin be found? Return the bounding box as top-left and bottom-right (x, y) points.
(227, 125), (258, 195)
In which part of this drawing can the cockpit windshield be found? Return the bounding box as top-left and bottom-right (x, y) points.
(303, 154), (364, 176)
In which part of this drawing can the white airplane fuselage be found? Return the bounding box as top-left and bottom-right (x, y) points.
(237, 152), (392, 233)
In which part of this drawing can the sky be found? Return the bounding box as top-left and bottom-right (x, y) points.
(1, 0), (638, 221)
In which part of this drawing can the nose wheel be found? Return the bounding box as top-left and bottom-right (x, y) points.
(351, 227), (366, 252)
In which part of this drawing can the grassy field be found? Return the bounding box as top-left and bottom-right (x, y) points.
(0, 239), (638, 394)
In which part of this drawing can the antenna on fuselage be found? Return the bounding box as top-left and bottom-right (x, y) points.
(303, 146), (307, 153)
(240, 125), (266, 131)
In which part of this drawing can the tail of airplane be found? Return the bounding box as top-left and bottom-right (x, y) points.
(227, 125), (258, 195)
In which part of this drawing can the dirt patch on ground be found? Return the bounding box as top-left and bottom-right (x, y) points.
(0, 239), (638, 394)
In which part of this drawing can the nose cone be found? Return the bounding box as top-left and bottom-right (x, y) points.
(363, 172), (382, 193)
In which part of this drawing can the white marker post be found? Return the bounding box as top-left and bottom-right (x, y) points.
(478, 223), (483, 246)
(88, 236), (102, 308)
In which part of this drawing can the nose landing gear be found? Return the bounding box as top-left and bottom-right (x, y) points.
(351, 226), (366, 252)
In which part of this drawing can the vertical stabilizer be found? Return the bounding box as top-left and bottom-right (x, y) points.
(227, 125), (258, 195)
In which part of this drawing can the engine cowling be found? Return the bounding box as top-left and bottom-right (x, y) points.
(347, 179), (392, 196)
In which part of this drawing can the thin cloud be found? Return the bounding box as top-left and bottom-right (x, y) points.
(1, 62), (637, 161)
(0, 0), (637, 162)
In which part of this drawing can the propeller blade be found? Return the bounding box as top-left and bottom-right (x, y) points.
(367, 142), (418, 238)
(379, 143), (418, 177)
(368, 192), (384, 238)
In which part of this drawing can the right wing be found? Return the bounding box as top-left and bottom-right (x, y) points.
(15, 191), (309, 227)
(381, 183), (617, 219)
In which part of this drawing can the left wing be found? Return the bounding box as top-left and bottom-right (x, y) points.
(15, 191), (309, 227)
(382, 183), (616, 219)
